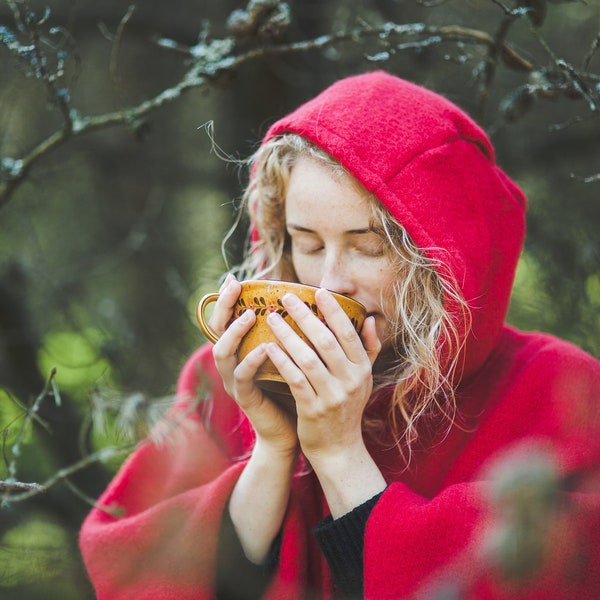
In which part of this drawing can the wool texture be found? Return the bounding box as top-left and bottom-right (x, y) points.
(264, 70), (526, 378)
(80, 71), (600, 599)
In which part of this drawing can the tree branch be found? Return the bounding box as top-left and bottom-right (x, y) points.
(0, 20), (535, 209)
(0, 444), (133, 505)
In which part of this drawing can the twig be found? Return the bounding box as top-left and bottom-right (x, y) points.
(582, 33), (600, 72)
(1, 444), (133, 505)
(109, 4), (137, 106)
(4, 368), (56, 480)
(63, 477), (124, 517)
(7, 0), (74, 129)
(476, 13), (519, 117)
(0, 21), (534, 209)
(0, 479), (44, 493)
(531, 24), (600, 113)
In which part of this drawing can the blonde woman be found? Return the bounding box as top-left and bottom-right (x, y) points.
(80, 71), (600, 600)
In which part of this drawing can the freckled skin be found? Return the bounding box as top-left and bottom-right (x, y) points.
(285, 157), (396, 351)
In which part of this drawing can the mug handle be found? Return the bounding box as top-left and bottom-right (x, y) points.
(196, 293), (221, 343)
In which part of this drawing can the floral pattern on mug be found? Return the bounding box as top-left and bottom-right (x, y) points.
(234, 295), (332, 324)
(235, 296), (290, 319)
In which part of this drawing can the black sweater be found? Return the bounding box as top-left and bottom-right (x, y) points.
(216, 492), (383, 599)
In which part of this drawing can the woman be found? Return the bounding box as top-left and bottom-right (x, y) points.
(80, 71), (600, 599)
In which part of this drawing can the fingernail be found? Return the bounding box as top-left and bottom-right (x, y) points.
(266, 341), (283, 355)
(267, 311), (283, 326)
(283, 293), (301, 307)
(316, 288), (334, 304)
(240, 309), (254, 322)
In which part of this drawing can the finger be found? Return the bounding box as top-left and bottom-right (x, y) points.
(266, 310), (331, 391)
(232, 343), (269, 402)
(213, 309), (256, 369)
(314, 289), (367, 363)
(359, 316), (382, 366)
(209, 278), (242, 334)
(218, 272), (237, 293)
(280, 291), (364, 368)
(264, 341), (315, 397)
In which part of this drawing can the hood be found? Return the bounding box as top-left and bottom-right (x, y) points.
(263, 70), (526, 381)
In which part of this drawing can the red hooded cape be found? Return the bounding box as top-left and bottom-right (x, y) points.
(80, 71), (600, 599)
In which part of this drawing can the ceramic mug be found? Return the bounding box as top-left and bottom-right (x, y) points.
(196, 279), (367, 398)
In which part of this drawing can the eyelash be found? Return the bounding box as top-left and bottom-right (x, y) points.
(295, 244), (323, 255)
(292, 241), (384, 258)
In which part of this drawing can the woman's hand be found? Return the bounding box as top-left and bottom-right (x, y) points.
(265, 288), (387, 517)
(210, 274), (298, 456)
(210, 274), (299, 563)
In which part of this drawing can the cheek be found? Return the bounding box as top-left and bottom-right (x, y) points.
(367, 263), (396, 298)
(291, 254), (320, 286)
(370, 268), (397, 318)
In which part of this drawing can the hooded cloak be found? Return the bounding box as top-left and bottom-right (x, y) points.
(80, 71), (600, 600)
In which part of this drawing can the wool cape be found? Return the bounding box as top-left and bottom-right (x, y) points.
(80, 71), (600, 599)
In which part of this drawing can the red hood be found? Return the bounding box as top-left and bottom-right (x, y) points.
(263, 71), (526, 381)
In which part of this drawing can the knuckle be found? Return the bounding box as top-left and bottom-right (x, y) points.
(212, 343), (227, 362)
(316, 331), (337, 352)
(348, 370), (368, 394)
(338, 324), (358, 344)
(300, 353), (322, 372)
(345, 379), (361, 397)
(286, 371), (306, 389)
(232, 364), (243, 380)
(328, 393), (345, 410)
(233, 363), (250, 384)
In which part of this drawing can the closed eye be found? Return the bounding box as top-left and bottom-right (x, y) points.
(351, 233), (385, 257)
(287, 227), (323, 255)
(291, 240), (324, 255)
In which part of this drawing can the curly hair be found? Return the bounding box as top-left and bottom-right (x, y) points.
(228, 133), (471, 461)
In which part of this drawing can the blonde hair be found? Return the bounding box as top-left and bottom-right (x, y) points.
(229, 134), (471, 460)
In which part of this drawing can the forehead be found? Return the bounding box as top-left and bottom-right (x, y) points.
(285, 157), (374, 229)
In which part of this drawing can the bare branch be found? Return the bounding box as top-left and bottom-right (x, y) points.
(5, 0), (76, 128)
(0, 479), (44, 494)
(582, 33), (600, 72)
(109, 5), (136, 94)
(3, 369), (57, 478)
(0, 444), (133, 505)
(0, 20), (535, 209)
(0, 384), (205, 507)
(476, 14), (519, 116)
(531, 24), (600, 113)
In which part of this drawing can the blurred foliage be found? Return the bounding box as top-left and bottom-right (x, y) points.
(0, 0), (598, 597)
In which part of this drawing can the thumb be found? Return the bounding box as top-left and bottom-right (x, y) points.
(360, 316), (382, 366)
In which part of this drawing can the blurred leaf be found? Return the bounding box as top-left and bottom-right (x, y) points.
(37, 329), (112, 396)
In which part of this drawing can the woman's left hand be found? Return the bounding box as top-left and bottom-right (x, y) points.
(265, 288), (387, 517)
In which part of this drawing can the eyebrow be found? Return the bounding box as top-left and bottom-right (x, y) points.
(286, 224), (374, 235)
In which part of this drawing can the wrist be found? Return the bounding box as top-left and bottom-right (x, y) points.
(253, 436), (299, 467)
(308, 443), (387, 519)
(228, 437), (298, 564)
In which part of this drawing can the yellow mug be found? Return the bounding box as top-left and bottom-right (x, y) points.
(196, 280), (367, 399)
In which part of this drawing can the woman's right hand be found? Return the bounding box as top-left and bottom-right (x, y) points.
(210, 274), (299, 564)
(210, 274), (299, 457)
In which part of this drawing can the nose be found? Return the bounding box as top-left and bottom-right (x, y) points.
(318, 251), (357, 296)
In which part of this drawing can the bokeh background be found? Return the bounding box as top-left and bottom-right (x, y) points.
(0, 1), (599, 598)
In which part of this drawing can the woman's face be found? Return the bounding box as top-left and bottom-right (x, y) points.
(285, 156), (397, 347)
